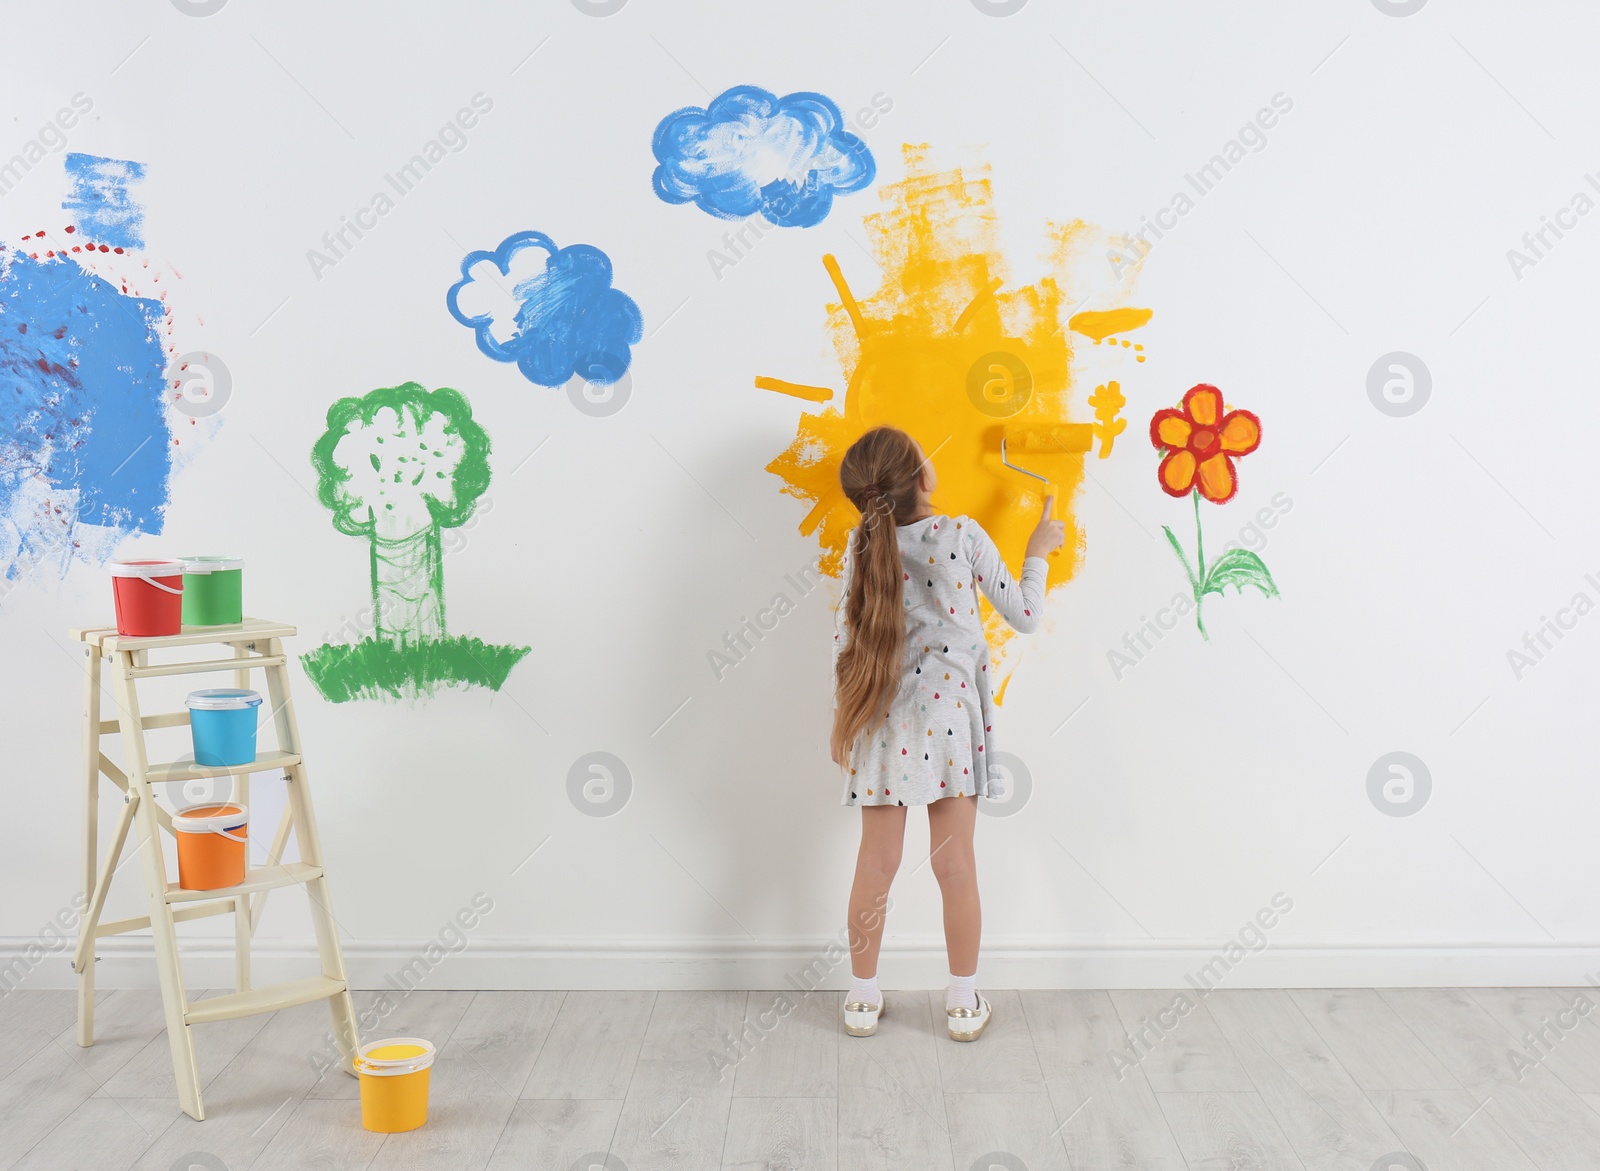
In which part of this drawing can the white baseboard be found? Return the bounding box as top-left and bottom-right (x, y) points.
(6, 935), (1600, 994)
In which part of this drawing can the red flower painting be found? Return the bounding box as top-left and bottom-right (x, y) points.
(1149, 384), (1261, 503)
(1149, 384), (1277, 638)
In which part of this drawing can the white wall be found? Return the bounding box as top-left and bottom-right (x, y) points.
(3, 0), (1598, 992)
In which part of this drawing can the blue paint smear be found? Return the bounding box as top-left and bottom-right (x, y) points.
(62, 153), (147, 249)
(652, 85), (875, 228)
(0, 251), (171, 556)
(446, 231), (643, 388)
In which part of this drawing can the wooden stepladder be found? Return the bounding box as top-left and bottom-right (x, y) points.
(69, 618), (360, 1120)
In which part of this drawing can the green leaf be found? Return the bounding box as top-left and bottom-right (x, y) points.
(1199, 547), (1280, 600)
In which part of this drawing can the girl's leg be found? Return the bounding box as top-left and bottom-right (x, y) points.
(847, 805), (907, 978)
(927, 794), (980, 976)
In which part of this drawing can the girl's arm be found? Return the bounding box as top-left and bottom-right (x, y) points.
(967, 502), (1060, 633)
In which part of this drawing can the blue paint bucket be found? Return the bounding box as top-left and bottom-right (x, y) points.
(186, 689), (264, 766)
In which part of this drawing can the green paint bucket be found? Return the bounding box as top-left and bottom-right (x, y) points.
(181, 556), (244, 626)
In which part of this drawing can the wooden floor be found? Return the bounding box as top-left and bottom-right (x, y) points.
(4, 986), (1600, 1169)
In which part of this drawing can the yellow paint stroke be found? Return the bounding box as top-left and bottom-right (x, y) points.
(822, 253), (868, 339)
(1068, 306), (1152, 342)
(755, 377), (834, 403)
(758, 145), (1142, 680)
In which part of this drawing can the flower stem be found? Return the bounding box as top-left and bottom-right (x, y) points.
(1192, 489), (1208, 640)
(1192, 489), (1205, 579)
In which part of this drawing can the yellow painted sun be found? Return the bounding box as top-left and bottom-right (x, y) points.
(758, 145), (1150, 672)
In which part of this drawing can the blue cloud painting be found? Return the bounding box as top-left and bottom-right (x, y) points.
(652, 85), (875, 228)
(446, 231), (643, 388)
(1, 248), (172, 586)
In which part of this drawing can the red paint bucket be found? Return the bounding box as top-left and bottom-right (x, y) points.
(110, 560), (185, 637)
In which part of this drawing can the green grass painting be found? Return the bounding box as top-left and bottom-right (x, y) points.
(300, 636), (530, 703)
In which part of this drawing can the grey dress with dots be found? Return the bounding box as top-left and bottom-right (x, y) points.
(835, 515), (1047, 807)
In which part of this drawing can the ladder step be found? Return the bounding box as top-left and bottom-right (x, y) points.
(75, 616), (297, 652)
(130, 655), (286, 680)
(145, 751), (301, 783)
(165, 862), (323, 904)
(184, 975), (346, 1025)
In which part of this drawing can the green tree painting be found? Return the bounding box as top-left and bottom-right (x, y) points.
(300, 382), (529, 702)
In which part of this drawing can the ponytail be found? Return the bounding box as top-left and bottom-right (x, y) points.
(834, 427), (924, 768)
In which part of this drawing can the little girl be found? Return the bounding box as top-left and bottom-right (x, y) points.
(830, 425), (1064, 1041)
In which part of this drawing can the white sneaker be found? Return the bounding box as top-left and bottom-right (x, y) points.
(843, 993), (886, 1037)
(947, 991), (991, 1041)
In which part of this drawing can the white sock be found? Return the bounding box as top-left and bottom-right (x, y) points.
(947, 972), (977, 1011)
(847, 974), (880, 1008)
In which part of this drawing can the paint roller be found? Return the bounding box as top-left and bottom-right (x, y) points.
(998, 424), (1094, 519)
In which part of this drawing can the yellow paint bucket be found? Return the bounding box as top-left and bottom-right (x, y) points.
(355, 1037), (435, 1132)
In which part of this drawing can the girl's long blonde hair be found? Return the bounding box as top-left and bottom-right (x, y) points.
(834, 427), (924, 768)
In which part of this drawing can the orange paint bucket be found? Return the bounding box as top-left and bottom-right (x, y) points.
(356, 1037), (435, 1132)
(172, 803), (248, 890)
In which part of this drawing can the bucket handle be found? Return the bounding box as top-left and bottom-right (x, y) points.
(129, 571), (183, 595)
(213, 826), (248, 843)
(357, 1056), (433, 1075)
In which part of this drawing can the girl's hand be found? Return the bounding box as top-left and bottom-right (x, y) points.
(1025, 494), (1066, 559)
